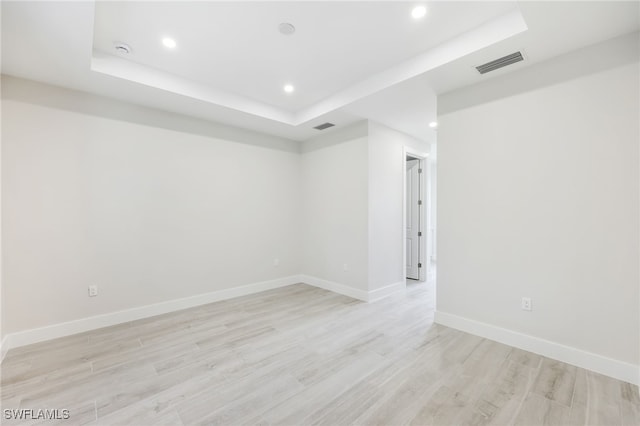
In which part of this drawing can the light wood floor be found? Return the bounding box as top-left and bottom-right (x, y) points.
(1, 282), (638, 426)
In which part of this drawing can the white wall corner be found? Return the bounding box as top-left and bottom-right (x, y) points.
(368, 281), (406, 302)
(2, 275), (302, 355)
(300, 275), (405, 303)
(299, 275), (369, 302)
(435, 311), (640, 386)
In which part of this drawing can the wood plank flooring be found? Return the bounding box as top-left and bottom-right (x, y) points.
(1, 282), (638, 425)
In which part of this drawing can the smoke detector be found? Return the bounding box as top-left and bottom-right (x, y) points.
(278, 23), (296, 35)
(114, 43), (131, 54)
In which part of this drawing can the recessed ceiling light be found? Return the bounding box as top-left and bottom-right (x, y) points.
(162, 37), (177, 49)
(429, 122), (438, 128)
(412, 5), (427, 19)
(284, 84), (295, 93)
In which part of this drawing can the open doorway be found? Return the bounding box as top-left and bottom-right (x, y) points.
(403, 149), (429, 282)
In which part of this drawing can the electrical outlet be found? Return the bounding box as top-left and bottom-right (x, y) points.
(273, 258), (280, 267)
(521, 297), (532, 311)
(88, 285), (98, 297)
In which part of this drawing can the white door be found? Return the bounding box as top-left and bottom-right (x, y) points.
(406, 159), (420, 279)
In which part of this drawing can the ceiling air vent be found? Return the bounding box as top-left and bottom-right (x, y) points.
(476, 51), (524, 74)
(313, 122), (335, 130)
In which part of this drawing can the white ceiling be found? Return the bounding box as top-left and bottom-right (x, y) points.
(425, 1), (640, 95)
(2, 1), (639, 142)
(93, 1), (516, 111)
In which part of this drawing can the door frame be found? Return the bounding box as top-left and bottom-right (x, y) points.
(403, 147), (429, 282)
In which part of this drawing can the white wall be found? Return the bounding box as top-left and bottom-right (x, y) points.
(299, 121), (430, 295)
(428, 141), (437, 266)
(0, 76), (431, 347)
(367, 121), (429, 290)
(0, 52), (4, 351)
(300, 128), (369, 291)
(2, 76), (302, 335)
(437, 34), (639, 373)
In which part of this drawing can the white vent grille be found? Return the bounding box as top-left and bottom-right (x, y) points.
(313, 122), (335, 130)
(476, 52), (524, 74)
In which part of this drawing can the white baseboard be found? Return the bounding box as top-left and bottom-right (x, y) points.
(299, 275), (405, 302)
(368, 281), (406, 302)
(1, 274), (404, 360)
(435, 311), (640, 386)
(299, 275), (369, 301)
(4, 275), (301, 353)
(1, 335), (10, 363)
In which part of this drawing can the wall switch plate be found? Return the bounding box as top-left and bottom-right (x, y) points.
(273, 258), (279, 267)
(521, 297), (532, 311)
(88, 285), (98, 297)
(343, 263), (349, 271)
